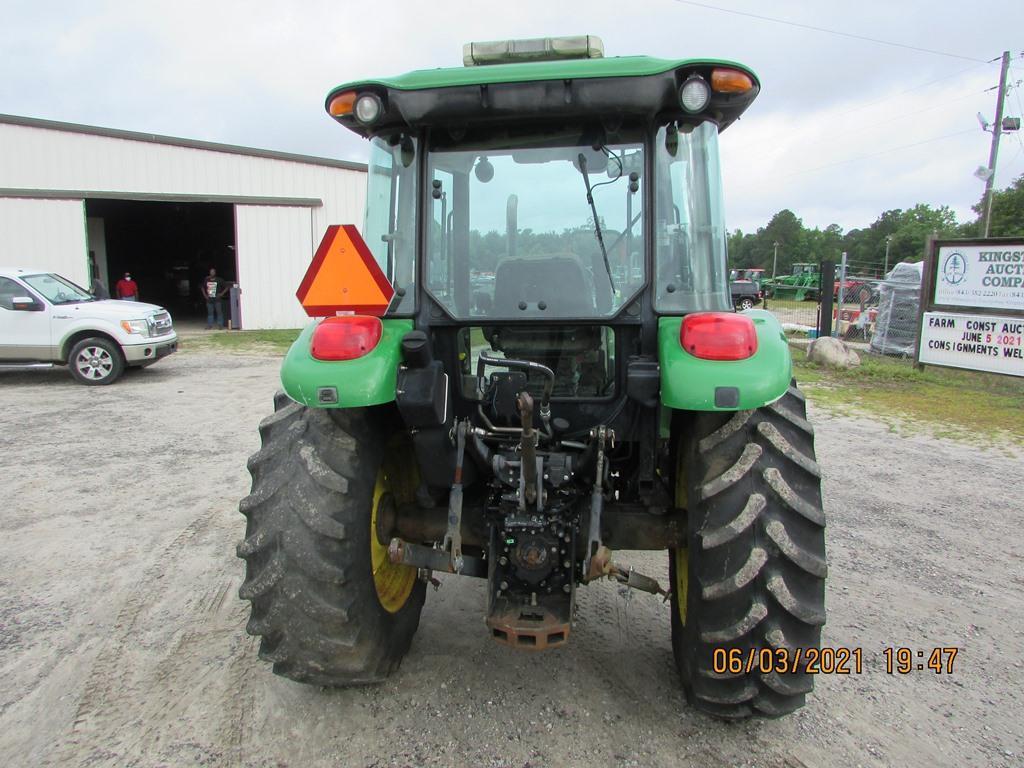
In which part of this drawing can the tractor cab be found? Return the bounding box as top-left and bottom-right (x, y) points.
(730, 267), (765, 289)
(318, 36), (761, 441)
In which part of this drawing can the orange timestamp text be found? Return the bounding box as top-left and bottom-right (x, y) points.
(712, 646), (960, 675)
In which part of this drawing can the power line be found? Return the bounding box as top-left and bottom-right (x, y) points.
(1008, 64), (1024, 160)
(825, 62), (995, 122)
(734, 128), (977, 188)
(731, 87), (992, 166)
(670, 0), (989, 63)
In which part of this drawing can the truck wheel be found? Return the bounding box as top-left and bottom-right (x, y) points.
(68, 337), (124, 385)
(738, 297), (755, 311)
(670, 382), (826, 718)
(238, 392), (425, 685)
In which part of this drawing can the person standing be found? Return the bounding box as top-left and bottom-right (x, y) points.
(202, 268), (231, 329)
(115, 272), (139, 301)
(90, 276), (110, 300)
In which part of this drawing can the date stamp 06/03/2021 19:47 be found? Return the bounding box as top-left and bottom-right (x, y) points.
(712, 647), (961, 676)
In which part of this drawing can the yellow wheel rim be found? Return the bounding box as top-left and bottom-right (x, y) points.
(369, 447), (417, 613)
(675, 547), (689, 626)
(674, 445), (689, 626)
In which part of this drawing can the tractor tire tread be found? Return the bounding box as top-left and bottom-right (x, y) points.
(237, 391), (424, 685)
(673, 383), (826, 719)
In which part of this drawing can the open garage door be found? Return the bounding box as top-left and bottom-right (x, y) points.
(84, 199), (236, 324)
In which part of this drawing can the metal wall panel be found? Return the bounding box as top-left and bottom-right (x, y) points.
(0, 198), (88, 285)
(0, 122), (366, 203)
(235, 205), (315, 330)
(0, 121), (369, 328)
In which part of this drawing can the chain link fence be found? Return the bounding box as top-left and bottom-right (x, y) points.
(761, 263), (822, 332)
(833, 255), (923, 357)
(760, 257), (925, 358)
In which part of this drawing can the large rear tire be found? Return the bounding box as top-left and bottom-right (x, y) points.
(237, 392), (425, 685)
(670, 382), (826, 718)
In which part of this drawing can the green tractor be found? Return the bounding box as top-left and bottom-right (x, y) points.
(763, 263), (821, 302)
(238, 36), (826, 719)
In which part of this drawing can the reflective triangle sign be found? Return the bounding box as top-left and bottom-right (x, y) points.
(296, 225), (394, 316)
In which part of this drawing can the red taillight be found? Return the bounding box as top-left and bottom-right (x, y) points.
(680, 312), (758, 361)
(311, 316), (382, 361)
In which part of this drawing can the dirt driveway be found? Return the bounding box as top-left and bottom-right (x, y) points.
(1, 350), (1021, 767)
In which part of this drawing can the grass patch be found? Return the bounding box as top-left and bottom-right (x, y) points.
(180, 329), (302, 355)
(765, 298), (817, 311)
(793, 347), (1024, 445)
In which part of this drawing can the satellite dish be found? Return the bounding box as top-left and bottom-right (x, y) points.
(974, 165), (993, 181)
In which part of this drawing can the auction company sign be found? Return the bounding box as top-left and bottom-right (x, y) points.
(934, 244), (1024, 312)
(919, 312), (1024, 377)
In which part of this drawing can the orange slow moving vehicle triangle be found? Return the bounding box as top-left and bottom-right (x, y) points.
(296, 225), (394, 316)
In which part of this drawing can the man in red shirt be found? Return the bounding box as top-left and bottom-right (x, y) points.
(115, 272), (139, 301)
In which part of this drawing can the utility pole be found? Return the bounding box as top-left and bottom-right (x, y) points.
(883, 234), (893, 276)
(982, 51), (1011, 237)
(772, 241), (780, 279)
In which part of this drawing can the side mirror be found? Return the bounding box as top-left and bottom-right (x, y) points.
(12, 296), (43, 312)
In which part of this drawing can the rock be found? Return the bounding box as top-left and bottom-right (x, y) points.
(807, 336), (861, 368)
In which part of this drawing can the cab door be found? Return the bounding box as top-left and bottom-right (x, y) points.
(0, 277), (52, 361)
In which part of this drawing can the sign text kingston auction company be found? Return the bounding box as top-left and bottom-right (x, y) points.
(934, 244), (1024, 312)
(918, 240), (1024, 377)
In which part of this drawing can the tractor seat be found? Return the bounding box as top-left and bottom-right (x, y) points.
(493, 256), (593, 317)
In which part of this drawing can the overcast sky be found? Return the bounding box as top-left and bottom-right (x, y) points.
(2, 0), (1022, 233)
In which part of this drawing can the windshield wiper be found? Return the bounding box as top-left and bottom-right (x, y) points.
(576, 152), (616, 294)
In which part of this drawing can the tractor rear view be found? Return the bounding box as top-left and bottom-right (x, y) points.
(237, 36), (826, 719)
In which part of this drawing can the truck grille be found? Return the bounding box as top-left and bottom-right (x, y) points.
(150, 311), (174, 336)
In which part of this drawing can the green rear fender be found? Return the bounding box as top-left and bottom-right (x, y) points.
(658, 310), (792, 411)
(281, 319), (413, 408)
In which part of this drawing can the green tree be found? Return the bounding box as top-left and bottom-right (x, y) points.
(842, 205), (958, 276)
(888, 204), (959, 265)
(971, 173), (1024, 237)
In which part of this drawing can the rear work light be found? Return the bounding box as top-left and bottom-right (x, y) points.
(354, 93), (383, 124)
(680, 312), (758, 361)
(311, 316), (382, 361)
(679, 76), (711, 113)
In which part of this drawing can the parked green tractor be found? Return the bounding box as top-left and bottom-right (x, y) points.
(238, 36), (826, 719)
(763, 263), (820, 301)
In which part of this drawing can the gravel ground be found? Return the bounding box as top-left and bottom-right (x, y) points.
(1, 350), (1022, 768)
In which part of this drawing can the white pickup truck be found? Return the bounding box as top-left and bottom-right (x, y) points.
(0, 268), (178, 385)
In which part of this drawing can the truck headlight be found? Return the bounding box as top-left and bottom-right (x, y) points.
(120, 319), (150, 337)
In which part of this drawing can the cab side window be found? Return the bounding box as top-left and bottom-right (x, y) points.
(0, 277), (26, 311)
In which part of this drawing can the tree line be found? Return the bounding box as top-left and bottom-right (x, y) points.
(728, 173), (1024, 278)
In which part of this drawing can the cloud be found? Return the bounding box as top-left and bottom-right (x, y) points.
(1, 0), (1021, 234)
(721, 66), (1002, 231)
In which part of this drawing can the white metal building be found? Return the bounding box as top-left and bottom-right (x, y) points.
(0, 114), (367, 329)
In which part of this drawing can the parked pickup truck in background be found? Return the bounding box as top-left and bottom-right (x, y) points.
(0, 268), (177, 385)
(730, 278), (763, 310)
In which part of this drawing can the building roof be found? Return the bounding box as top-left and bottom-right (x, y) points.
(0, 113), (367, 173)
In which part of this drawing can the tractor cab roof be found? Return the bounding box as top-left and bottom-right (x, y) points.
(326, 37), (759, 139)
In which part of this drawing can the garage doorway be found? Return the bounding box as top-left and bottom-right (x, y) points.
(84, 199), (236, 323)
